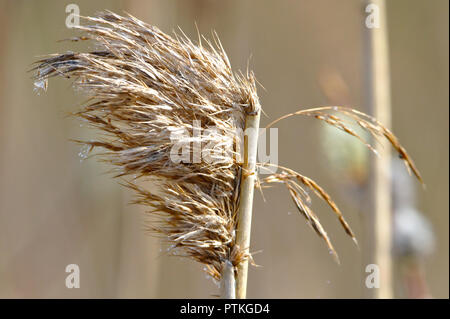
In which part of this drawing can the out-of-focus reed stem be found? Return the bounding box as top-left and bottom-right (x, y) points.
(367, 0), (393, 298)
(235, 109), (261, 299)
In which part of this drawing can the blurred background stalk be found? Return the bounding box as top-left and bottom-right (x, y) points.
(365, 0), (393, 298)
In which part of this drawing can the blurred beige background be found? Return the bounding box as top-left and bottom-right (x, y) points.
(0, 0), (448, 298)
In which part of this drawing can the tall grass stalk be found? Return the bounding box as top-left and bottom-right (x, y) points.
(367, 0), (393, 298)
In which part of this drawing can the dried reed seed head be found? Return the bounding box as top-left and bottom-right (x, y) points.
(34, 11), (421, 279)
(33, 11), (260, 280)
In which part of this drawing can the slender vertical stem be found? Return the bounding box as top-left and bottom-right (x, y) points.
(366, 0), (393, 298)
(234, 109), (261, 299)
(221, 260), (236, 299)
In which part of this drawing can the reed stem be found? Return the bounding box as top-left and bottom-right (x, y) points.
(221, 260), (236, 298)
(234, 109), (261, 299)
(367, 0), (393, 298)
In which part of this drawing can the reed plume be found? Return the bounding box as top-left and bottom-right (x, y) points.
(32, 11), (421, 297)
(33, 11), (258, 282)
